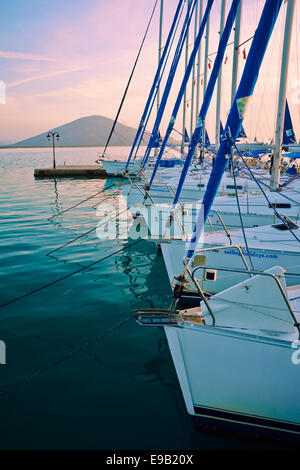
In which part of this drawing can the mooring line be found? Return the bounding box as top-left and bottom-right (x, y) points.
(48, 183), (116, 220)
(46, 207), (129, 256)
(0, 239), (143, 310)
(91, 191), (119, 208)
(0, 316), (132, 397)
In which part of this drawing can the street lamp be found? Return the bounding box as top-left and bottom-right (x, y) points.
(47, 131), (60, 169)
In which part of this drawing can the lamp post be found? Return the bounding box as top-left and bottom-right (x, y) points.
(47, 131), (60, 169)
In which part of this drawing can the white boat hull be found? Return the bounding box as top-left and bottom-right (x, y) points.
(164, 323), (300, 438)
(102, 159), (142, 176)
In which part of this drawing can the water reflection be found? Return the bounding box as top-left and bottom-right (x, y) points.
(115, 240), (172, 310)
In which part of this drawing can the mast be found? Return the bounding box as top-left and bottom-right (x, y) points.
(142, 0), (197, 168)
(125, 0), (184, 169)
(181, 0), (191, 160)
(215, 0), (226, 152)
(231, 0), (242, 103)
(229, 0), (242, 170)
(196, 0), (203, 118)
(202, 13), (210, 146)
(270, 0), (295, 189)
(190, 1), (199, 137)
(173, 0), (241, 204)
(155, 0), (164, 157)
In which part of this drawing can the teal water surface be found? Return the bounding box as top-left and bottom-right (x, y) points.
(0, 147), (285, 450)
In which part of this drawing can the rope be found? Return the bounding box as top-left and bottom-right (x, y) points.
(0, 239), (143, 310)
(207, 35), (254, 57)
(48, 183), (116, 220)
(46, 207), (129, 256)
(0, 316), (132, 397)
(99, 0), (159, 160)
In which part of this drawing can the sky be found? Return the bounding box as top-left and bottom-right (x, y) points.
(0, 0), (300, 144)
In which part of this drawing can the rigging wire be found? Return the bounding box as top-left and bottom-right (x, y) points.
(231, 153), (255, 270)
(207, 35), (254, 58)
(233, 141), (300, 244)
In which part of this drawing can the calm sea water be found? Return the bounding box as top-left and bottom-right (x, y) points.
(0, 147), (285, 450)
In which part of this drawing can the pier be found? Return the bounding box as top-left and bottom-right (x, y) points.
(34, 165), (107, 178)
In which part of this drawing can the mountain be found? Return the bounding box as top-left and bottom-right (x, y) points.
(9, 115), (178, 148)
(0, 139), (15, 146)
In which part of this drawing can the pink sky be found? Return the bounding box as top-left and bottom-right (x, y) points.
(1, 0), (300, 144)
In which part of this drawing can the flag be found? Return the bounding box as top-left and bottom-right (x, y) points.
(205, 130), (210, 146)
(238, 124), (247, 138)
(243, 48), (247, 60)
(224, 56), (228, 64)
(220, 121), (224, 143)
(201, 78), (203, 85)
(184, 128), (190, 143)
(208, 62), (211, 69)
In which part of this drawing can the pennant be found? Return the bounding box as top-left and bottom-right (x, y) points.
(283, 100), (296, 144)
(201, 78), (203, 85)
(243, 48), (247, 60)
(208, 62), (211, 69)
(224, 56), (228, 64)
(238, 124), (247, 138)
(220, 121), (224, 142)
(184, 128), (190, 143)
(205, 130), (210, 146)
(193, 79), (196, 86)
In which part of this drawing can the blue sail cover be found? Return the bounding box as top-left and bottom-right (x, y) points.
(243, 149), (269, 157)
(282, 152), (300, 159)
(186, 0), (284, 260)
(283, 100), (296, 145)
(125, 0), (185, 169)
(142, 0), (197, 168)
(173, 0), (241, 204)
(152, 130), (162, 148)
(148, 0), (214, 185)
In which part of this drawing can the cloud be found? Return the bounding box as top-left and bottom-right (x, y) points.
(0, 51), (61, 62)
(7, 66), (89, 88)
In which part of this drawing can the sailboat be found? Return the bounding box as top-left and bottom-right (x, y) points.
(135, 0), (300, 439)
